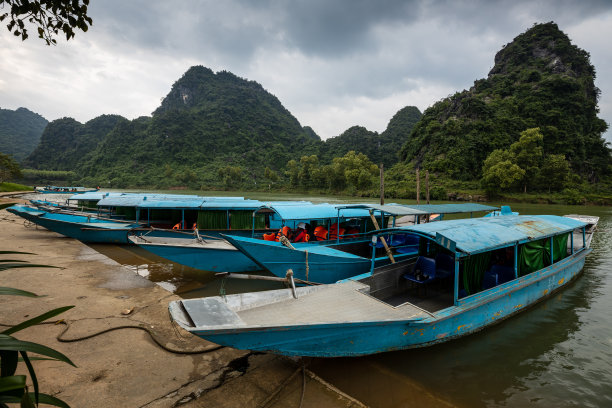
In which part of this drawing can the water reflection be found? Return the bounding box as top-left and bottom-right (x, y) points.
(87, 243), (284, 298)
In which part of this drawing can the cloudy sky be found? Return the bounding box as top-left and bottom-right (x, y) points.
(1, 0), (611, 141)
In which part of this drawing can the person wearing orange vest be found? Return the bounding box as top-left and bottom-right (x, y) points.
(313, 226), (328, 241)
(329, 223), (345, 240)
(293, 222), (310, 242)
(275, 225), (293, 241)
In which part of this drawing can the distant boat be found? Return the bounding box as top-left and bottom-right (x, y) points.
(35, 185), (99, 194)
(169, 214), (597, 357)
(128, 202), (403, 273)
(223, 203), (499, 284)
(6, 195), (311, 245)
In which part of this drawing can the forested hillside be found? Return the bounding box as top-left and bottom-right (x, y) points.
(24, 115), (127, 171)
(0, 107), (48, 162)
(320, 106), (421, 167)
(400, 22), (610, 188)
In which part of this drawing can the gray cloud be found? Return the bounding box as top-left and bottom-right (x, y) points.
(0, 0), (610, 141)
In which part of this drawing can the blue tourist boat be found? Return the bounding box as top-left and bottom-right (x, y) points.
(223, 203), (498, 283)
(6, 195), (309, 246)
(168, 214), (597, 357)
(36, 185), (99, 194)
(127, 202), (361, 273)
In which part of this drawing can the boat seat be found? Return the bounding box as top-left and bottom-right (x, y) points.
(394, 234), (420, 254)
(403, 256), (436, 285)
(396, 245), (419, 254)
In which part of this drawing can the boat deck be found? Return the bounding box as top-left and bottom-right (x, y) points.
(131, 235), (233, 250)
(234, 281), (428, 326)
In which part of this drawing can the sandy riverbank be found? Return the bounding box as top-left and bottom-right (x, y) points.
(0, 198), (365, 407)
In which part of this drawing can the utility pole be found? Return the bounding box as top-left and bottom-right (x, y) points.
(426, 170), (430, 204)
(379, 163), (384, 205)
(416, 168), (420, 205)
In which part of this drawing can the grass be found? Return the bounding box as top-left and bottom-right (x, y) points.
(0, 182), (33, 192)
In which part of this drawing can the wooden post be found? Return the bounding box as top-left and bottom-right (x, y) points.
(416, 168), (420, 205)
(426, 170), (430, 204)
(379, 163), (384, 205)
(369, 211), (395, 263)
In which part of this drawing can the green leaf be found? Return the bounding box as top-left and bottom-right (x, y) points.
(0, 287), (40, 297)
(21, 389), (36, 408)
(2, 306), (73, 335)
(0, 263), (59, 272)
(0, 375), (26, 393)
(35, 393), (70, 408)
(0, 350), (18, 377)
(20, 352), (39, 406)
(0, 335), (76, 367)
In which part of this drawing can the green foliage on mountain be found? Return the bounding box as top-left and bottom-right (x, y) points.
(321, 106), (421, 167)
(24, 114), (126, 171)
(73, 66), (323, 188)
(0, 107), (48, 162)
(400, 22), (611, 189)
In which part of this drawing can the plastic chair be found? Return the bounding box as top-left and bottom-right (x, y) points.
(403, 256), (436, 284)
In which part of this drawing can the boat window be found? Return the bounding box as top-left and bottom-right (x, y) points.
(115, 206), (136, 220)
(197, 210), (227, 229)
(229, 210), (265, 230)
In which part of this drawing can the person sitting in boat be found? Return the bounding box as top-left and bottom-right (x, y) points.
(293, 222), (310, 242)
(329, 223), (345, 240)
(313, 226), (328, 241)
(275, 226), (293, 241)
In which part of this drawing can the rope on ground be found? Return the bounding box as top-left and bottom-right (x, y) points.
(0, 319), (224, 355)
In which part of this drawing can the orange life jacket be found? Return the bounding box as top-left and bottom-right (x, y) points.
(329, 223), (345, 240)
(275, 226), (292, 241)
(313, 226), (328, 241)
(172, 223), (181, 230)
(192, 223), (197, 230)
(293, 229), (310, 242)
(263, 233), (276, 241)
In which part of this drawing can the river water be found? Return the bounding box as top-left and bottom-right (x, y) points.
(82, 195), (611, 408)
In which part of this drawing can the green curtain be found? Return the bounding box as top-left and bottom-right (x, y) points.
(197, 210), (228, 229)
(548, 233), (569, 263)
(462, 252), (492, 295)
(228, 210), (266, 230)
(518, 238), (549, 277)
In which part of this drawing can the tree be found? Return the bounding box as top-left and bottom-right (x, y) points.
(481, 149), (525, 194)
(0, 0), (93, 45)
(509, 128), (544, 193)
(0, 152), (22, 183)
(538, 154), (570, 192)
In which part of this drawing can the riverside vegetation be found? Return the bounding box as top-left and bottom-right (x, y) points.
(1, 22), (611, 204)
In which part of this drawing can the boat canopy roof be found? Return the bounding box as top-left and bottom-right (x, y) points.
(401, 203), (498, 214)
(68, 191), (128, 201)
(255, 203), (418, 221)
(339, 203), (429, 216)
(401, 215), (586, 254)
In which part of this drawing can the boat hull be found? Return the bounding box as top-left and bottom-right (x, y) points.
(174, 248), (589, 357)
(7, 205), (135, 244)
(132, 240), (260, 273)
(224, 235), (373, 283)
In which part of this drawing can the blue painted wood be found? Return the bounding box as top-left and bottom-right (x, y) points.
(182, 249), (589, 357)
(135, 240), (260, 273)
(223, 235), (376, 282)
